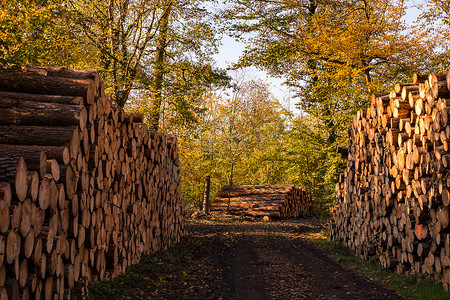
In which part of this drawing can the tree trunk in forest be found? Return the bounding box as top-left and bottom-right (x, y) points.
(149, 2), (172, 131)
(202, 175), (211, 214)
(227, 164), (233, 213)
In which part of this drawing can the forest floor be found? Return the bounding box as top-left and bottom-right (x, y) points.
(88, 216), (408, 299)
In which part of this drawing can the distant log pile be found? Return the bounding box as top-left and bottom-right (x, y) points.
(329, 71), (450, 288)
(210, 184), (310, 217)
(0, 65), (184, 299)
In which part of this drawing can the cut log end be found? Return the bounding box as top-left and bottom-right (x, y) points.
(14, 157), (27, 201)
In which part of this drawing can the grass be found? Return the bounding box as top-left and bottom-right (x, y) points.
(83, 241), (193, 299)
(315, 235), (449, 300)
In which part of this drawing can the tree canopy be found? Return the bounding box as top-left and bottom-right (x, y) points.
(2, 0), (450, 214)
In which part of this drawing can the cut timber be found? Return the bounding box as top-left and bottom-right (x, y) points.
(211, 184), (310, 218)
(0, 72), (95, 104)
(6, 231), (20, 264)
(218, 184), (296, 197)
(0, 101), (87, 129)
(0, 126), (79, 158)
(329, 70), (450, 289)
(337, 147), (349, 159)
(0, 182), (12, 205)
(215, 194), (288, 202)
(0, 145), (47, 178)
(0, 65), (185, 299)
(0, 200), (9, 232)
(0, 157), (27, 201)
(26, 171), (39, 202)
(21, 65), (100, 91)
(0, 91), (84, 105)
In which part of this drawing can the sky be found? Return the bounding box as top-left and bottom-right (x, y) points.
(212, 35), (293, 113)
(211, 0), (424, 115)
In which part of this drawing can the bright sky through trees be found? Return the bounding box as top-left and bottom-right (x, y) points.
(213, 35), (293, 114)
(212, 0), (424, 116)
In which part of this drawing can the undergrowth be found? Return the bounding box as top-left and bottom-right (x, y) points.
(83, 240), (193, 299)
(316, 235), (449, 300)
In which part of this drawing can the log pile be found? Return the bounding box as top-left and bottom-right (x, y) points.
(329, 71), (450, 288)
(210, 184), (310, 217)
(0, 65), (185, 299)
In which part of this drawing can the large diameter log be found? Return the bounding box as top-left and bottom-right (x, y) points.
(46, 159), (60, 181)
(413, 74), (429, 84)
(0, 144), (68, 166)
(41, 146), (70, 165)
(214, 194), (287, 202)
(26, 171), (39, 202)
(0, 72), (95, 104)
(242, 210), (281, 217)
(21, 65), (100, 94)
(0, 200), (9, 232)
(217, 185), (296, 197)
(15, 158), (28, 202)
(0, 157), (27, 201)
(0, 182), (12, 206)
(0, 126), (79, 156)
(337, 147), (349, 159)
(432, 80), (450, 99)
(0, 145), (47, 178)
(220, 184), (295, 191)
(6, 231), (20, 264)
(0, 91), (84, 105)
(60, 165), (78, 200)
(0, 99), (87, 129)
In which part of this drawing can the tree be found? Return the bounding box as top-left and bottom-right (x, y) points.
(282, 113), (346, 214)
(219, 0), (449, 206)
(213, 77), (287, 187)
(68, 0), (173, 107)
(144, 0), (230, 130)
(70, 0), (229, 130)
(420, 0), (450, 69)
(220, 0), (446, 128)
(0, 0), (95, 68)
(173, 75), (288, 212)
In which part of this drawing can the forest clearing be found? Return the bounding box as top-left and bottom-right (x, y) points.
(4, 0), (450, 299)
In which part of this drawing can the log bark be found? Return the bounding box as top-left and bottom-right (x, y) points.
(0, 72), (95, 104)
(0, 100), (87, 129)
(212, 184), (310, 218)
(0, 145), (47, 178)
(0, 91), (84, 105)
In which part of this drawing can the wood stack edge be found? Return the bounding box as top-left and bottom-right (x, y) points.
(211, 184), (310, 217)
(329, 71), (450, 288)
(0, 65), (185, 299)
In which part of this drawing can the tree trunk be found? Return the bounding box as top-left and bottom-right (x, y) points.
(148, 2), (172, 130)
(202, 175), (211, 214)
(227, 164), (234, 212)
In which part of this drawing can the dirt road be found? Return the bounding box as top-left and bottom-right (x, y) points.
(144, 219), (403, 300)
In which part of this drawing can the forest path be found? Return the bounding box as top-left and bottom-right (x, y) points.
(148, 219), (403, 300)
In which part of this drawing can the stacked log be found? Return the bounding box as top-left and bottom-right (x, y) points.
(0, 65), (184, 299)
(329, 71), (450, 288)
(210, 184), (310, 217)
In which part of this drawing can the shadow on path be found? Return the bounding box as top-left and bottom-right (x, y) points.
(178, 219), (403, 300)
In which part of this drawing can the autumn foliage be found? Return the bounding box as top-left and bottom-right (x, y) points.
(2, 0), (450, 214)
